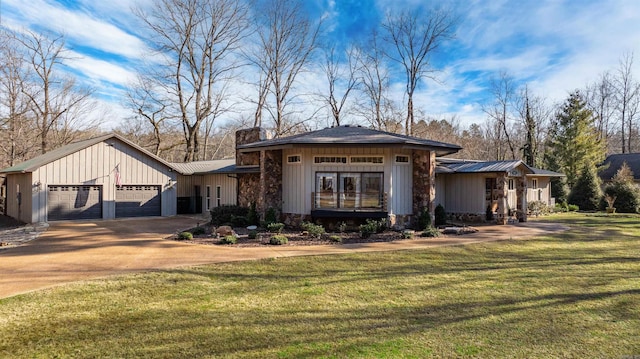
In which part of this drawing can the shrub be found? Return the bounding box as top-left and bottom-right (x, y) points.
(247, 230), (258, 240)
(264, 208), (278, 225)
(434, 204), (447, 226)
(527, 201), (550, 216)
(269, 235), (288, 245)
(328, 235), (342, 243)
(301, 222), (325, 238)
(401, 230), (414, 239)
(190, 226), (206, 235)
(554, 202), (569, 212)
(177, 231), (193, 240)
(568, 204), (579, 212)
(602, 163), (640, 213)
(337, 221), (347, 233)
(374, 218), (387, 233)
(210, 205), (249, 226)
(231, 215), (248, 227)
(267, 222), (285, 233)
(247, 202), (259, 225)
(420, 227), (440, 238)
(416, 208), (431, 230)
(359, 219), (379, 239)
(219, 235), (237, 244)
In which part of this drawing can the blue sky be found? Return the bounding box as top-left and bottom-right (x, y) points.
(2, 0), (640, 129)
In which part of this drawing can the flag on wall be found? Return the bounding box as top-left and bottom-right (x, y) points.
(115, 165), (122, 187)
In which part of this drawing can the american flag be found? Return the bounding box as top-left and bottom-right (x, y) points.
(115, 165), (122, 187)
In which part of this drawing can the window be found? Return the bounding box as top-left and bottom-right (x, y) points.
(532, 179), (538, 189)
(508, 179), (515, 190)
(287, 155), (301, 163)
(216, 186), (221, 207)
(350, 156), (383, 164)
(314, 156), (347, 164)
(314, 172), (383, 209)
(395, 155), (410, 164)
(206, 186), (211, 211)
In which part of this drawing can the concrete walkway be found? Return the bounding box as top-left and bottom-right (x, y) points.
(0, 217), (567, 299)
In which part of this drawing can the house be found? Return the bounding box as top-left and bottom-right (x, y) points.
(0, 126), (565, 226)
(599, 153), (640, 186)
(0, 134), (178, 223)
(435, 159), (563, 223)
(233, 126), (462, 227)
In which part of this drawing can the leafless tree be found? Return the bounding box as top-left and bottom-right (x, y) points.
(382, 8), (455, 136)
(16, 30), (94, 154)
(0, 31), (34, 167)
(136, 0), (251, 161)
(483, 72), (518, 160)
(251, 0), (321, 137)
(318, 45), (360, 126)
(613, 52), (640, 153)
(514, 86), (551, 167)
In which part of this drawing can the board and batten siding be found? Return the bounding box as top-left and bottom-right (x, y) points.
(527, 176), (551, 205)
(29, 139), (176, 222)
(441, 173), (487, 215)
(281, 147), (414, 216)
(5, 173), (33, 223)
(176, 173), (237, 213)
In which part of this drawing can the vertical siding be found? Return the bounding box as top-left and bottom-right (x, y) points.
(443, 173), (487, 214)
(30, 139), (176, 222)
(527, 177), (551, 204)
(201, 174), (237, 209)
(5, 173), (33, 223)
(281, 147), (412, 215)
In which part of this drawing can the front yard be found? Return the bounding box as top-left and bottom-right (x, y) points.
(0, 213), (639, 358)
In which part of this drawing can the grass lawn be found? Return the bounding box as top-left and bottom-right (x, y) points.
(1, 213), (639, 358)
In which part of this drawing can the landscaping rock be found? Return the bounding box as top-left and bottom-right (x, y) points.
(216, 226), (234, 237)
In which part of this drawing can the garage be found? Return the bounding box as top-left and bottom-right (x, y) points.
(48, 185), (103, 221)
(115, 185), (161, 218)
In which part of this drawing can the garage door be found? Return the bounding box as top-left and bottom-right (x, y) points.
(115, 185), (161, 218)
(48, 185), (103, 221)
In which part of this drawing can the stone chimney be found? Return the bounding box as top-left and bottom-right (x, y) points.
(235, 127), (265, 166)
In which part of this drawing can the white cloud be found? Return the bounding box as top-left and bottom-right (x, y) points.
(65, 51), (137, 88)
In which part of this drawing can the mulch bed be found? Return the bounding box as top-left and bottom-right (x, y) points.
(173, 225), (412, 247)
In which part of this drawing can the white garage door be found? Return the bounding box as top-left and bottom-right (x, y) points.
(115, 185), (161, 218)
(48, 185), (103, 221)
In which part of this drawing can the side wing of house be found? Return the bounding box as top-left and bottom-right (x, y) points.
(4, 173), (33, 223)
(527, 176), (552, 205)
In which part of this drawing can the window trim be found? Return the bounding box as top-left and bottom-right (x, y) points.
(314, 171), (384, 210)
(350, 156), (384, 165)
(216, 186), (221, 207)
(508, 179), (515, 191)
(287, 154), (302, 164)
(313, 156), (348, 165)
(205, 185), (211, 211)
(394, 155), (410, 164)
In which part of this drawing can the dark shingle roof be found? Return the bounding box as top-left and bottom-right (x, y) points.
(0, 134), (175, 174)
(600, 153), (640, 181)
(236, 125), (462, 156)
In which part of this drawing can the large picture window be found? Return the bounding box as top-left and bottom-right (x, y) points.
(315, 172), (383, 209)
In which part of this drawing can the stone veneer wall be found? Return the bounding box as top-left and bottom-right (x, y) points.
(412, 149), (436, 225)
(495, 173), (508, 224)
(261, 149), (283, 218)
(235, 127), (265, 166)
(516, 176), (528, 222)
(237, 173), (260, 208)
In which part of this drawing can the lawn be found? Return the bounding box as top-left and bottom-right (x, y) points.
(1, 213), (639, 358)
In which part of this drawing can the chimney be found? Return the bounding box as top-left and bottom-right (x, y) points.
(235, 127), (266, 166)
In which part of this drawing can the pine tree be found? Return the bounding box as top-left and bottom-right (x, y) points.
(545, 91), (605, 188)
(568, 164), (601, 211)
(603, 162), (640, 213)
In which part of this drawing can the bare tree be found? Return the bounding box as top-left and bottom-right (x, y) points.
(382, 8), (455, 136)
(318, 45), (360, 126)
(613, 52), (640, 153)
(0, 31), (34, 167)
(16, 30), (94, 154)
(585, 72), (616, 148)
(137, 0), (251, 161)
(483, 72), (518, 160)
(251, 0), (320, 137)
(514, 86), (551, 167)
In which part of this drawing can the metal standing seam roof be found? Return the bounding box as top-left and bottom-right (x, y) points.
(236, 125), (462, 156)
(169, 160), (236, 175)
(0, 133), (176, 174)
(436, 159), (564, 177)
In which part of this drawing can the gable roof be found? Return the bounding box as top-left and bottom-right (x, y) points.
(436, 158), (564, 177)
(0, 133), (175, 174)
(236, 125), (462, 156)
(599, 153), (640, 181)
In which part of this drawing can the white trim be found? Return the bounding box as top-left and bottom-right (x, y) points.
(287, 154), (302, 164)
(314, 156), (348, 165)
(394, 154), (410, 164)
(205, 185), (211, 211)
(350, 156), (384, 164)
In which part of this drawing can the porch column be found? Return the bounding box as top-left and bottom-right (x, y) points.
(412, 150), (436, 223)
(260, 149), (283, 220)
(517, 175), (528, 222)
(495, 173), (508, 225)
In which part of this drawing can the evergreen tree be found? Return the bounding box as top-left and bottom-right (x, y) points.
(568, 164), (601, 211)
(545, 91), (605, 188)
(603, 162), (640, 213)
